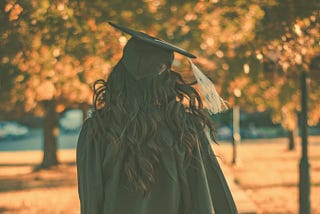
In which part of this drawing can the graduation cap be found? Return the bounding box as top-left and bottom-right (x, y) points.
(109, 22), (228, 114)
(109, 22), (196, 80)
(109, 22), (196, 59)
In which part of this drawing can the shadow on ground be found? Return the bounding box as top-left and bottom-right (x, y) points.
(0, 206), (18, 213)
(0, 164), (77, 192)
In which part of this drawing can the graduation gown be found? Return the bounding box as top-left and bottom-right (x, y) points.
(77, 117), (238, 214)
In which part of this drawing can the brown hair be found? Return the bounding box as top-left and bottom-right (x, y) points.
(91, 61), (215, 195)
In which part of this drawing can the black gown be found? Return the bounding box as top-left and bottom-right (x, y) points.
(77, 116), (238, 214)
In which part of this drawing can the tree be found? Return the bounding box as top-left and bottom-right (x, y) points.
(220, 1), (320, 151)
(2, 0), (318, 168)
(1, 0), (120, 168)
(258, 10), (320, 150)
(1, 0), (268, 167)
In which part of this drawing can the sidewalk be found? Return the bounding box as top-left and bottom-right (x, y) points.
(221, 164), (258, 214)
(213, 143), (258, 214)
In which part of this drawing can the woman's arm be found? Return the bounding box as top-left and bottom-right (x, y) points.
(76, 119), (104, 214)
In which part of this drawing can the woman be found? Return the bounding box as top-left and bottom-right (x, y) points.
(77, 22), (238, 214)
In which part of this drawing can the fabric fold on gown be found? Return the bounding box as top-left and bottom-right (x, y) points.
(77, 117), (238, 214)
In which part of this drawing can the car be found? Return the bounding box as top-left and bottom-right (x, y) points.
(216, 126), (233, 141)
(0, 121), (29, 140)
(59, 109), (83, 133)
(0, 128), (7, 140)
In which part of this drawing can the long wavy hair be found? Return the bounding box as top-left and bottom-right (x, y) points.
(91, 61), (216, 194)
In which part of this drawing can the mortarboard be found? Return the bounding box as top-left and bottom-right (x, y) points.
(109, 22), (196, 59)
(109, 22), (196, 80)
(109, 22), (228, 114)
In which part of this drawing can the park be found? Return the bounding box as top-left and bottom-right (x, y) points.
(1, 0), (319, 213)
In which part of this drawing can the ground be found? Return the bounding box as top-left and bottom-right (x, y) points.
(215, 136), (320, 214)
(0, 136), (319, 214)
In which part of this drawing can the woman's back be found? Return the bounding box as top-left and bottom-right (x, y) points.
(77, 113), (237, 214)
(76, 22), (238, 214)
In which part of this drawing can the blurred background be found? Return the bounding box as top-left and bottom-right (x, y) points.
(0, 0), (319, 213)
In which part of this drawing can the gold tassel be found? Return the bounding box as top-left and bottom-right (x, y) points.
(188, 59), (228, 114)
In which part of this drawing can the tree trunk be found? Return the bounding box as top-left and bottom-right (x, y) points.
(40, 100), (59, 168)
(232, 106), (240, 165)
(288, 129), (297, 150)
(287, 113), (299, 151)
(80, 103), (90, 121)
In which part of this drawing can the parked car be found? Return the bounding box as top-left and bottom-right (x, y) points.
(0, 121), (29, 140)
(0, 128), (7, 140)
(216, 126), (232, 141)
(59, 109), (83, 133)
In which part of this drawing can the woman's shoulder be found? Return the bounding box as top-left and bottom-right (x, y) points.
(80, 108), (106, 133)
(77, 118), (93, 146)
